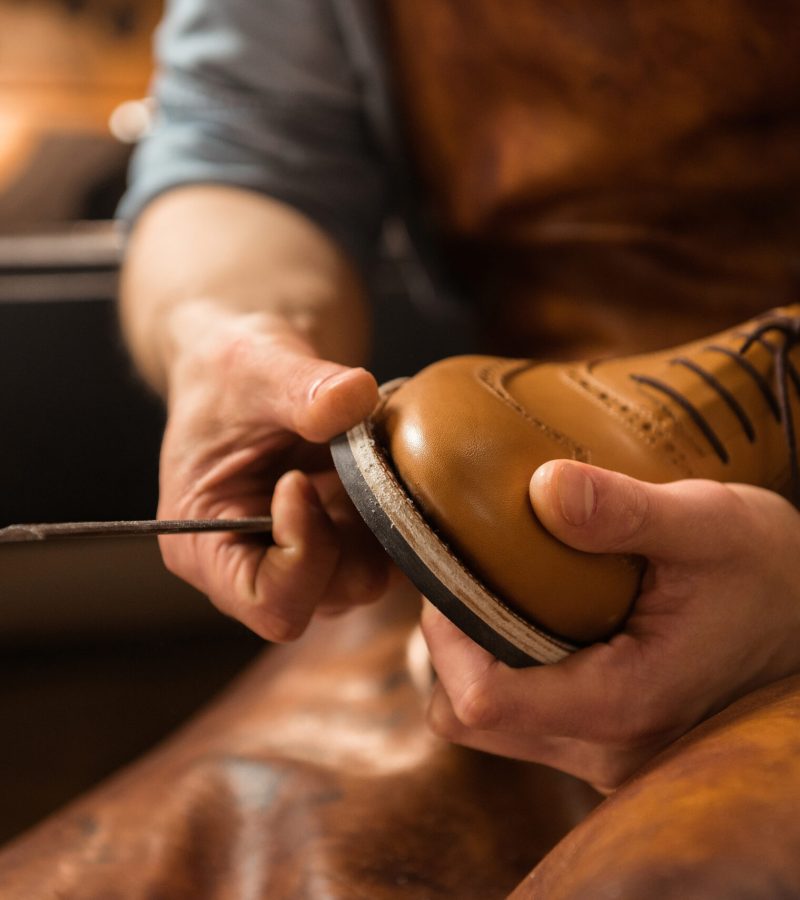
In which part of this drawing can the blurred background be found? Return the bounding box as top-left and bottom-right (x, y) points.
(0, 0), (472, 846)
(0, 0), (265, 845)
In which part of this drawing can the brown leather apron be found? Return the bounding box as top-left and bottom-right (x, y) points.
(384, 1), (800, 358)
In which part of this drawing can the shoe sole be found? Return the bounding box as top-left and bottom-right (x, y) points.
(331, 380), (577, 667)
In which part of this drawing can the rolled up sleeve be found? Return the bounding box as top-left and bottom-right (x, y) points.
(118, 0), (388, 270)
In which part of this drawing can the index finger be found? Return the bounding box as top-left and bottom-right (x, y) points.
(421, 602), (653, 744)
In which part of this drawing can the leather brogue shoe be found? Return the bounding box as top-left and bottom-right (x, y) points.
(332, 306), (800, 666)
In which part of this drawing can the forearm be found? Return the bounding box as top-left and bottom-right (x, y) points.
(119, 184), (373, 397)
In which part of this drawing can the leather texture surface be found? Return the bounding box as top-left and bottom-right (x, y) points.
(378, 306), (800, 643)
(511, 674), (800, 899)
(4, 587), (799, 897)
(0, 587), (599, 899)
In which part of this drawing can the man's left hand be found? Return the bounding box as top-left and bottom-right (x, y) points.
(422, 460), (800, 792)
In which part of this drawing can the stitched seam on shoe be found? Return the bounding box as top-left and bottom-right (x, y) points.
(565, 368), (694, 475)
(478, 361), (590, 463)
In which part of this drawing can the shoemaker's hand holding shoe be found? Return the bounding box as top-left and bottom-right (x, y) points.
(155, 311), (389, 641)
(422, 460), (800, 793)
(120, 186), (390, 641)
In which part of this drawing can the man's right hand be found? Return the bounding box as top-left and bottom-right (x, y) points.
(119, 186), (391, 642)
(156, 307), (390, 641)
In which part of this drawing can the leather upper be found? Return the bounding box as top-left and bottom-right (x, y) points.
(376, 306), (800, 643)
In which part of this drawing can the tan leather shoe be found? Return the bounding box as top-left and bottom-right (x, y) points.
(332, 306), (800, 666)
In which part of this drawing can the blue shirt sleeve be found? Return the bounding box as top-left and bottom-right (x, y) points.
(118, 0), (389, 271)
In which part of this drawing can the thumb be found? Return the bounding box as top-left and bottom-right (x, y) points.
(258, 342), (379, 443)
(529, 459), (740, 563)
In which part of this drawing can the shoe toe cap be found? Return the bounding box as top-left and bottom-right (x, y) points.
(375, 356), (641, 646)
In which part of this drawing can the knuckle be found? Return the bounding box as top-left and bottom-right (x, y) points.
(691, 479), (740, 520)
(588, 753), (638, 794)
(231, 567), (311, 643)
(452, 677), (500, 731)
(607, 478), (652, 551)
(258, 608), (307, 643)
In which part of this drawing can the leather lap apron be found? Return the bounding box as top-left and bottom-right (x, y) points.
(383, 1), (800, 358)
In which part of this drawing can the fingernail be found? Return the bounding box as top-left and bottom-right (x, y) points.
(556, 463), (596, 526)
(308, 368), (357, 401)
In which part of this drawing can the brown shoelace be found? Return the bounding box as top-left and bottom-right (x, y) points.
(629, 314), (800, 505)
